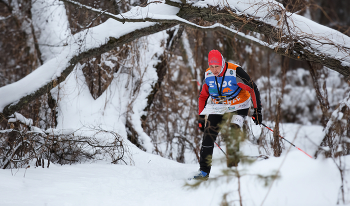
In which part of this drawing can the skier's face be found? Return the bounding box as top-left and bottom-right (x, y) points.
(209, 65), (221, 76)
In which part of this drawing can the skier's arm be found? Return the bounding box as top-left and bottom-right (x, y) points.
(236, 67), (262, 109)
(198, 79), (210, 115)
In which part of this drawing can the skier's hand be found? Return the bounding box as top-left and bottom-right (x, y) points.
(252, 108), (262, 125)
(198, 116), (205, 132)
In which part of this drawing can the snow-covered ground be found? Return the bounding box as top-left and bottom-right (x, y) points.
(1, 123), (348, 206)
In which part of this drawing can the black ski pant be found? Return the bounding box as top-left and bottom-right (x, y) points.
(199, 109), (249, 174)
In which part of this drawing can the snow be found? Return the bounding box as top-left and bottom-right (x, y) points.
(0, 19), (156, 113)
(187, 0), (350, 64)
(31, 0), (71, 62)
(49, 37), (164, 151)
(0, 130), (348, 206)
(2, 104), (349, 205)
(182, 30), (197, 76)
(8, 112), (33, 127)
(325, 94), (350, 134)
(0, 15), (11, 20)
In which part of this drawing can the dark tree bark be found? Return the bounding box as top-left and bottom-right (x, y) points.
(308, 61), (330, 126)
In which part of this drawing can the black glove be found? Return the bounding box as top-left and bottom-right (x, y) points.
(252, 108), (262, 125)
(198, 115), (205, 132)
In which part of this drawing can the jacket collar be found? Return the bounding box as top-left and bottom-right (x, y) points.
(217, 62), (227, 77)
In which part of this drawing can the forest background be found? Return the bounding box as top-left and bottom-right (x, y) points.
(0, 0), (350, 204)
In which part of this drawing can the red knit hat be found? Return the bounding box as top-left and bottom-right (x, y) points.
(208, 50), (223, 66)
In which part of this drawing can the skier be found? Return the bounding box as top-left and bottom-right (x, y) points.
(193, 50), (262, 180)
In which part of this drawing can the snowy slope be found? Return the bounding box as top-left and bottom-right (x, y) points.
(1, 123), (348, 206)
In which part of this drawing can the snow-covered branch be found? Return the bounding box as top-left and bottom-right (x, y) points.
(1, 0), (350, 118)
(60, 0), (350, 78)
(0, 21), (175, 117)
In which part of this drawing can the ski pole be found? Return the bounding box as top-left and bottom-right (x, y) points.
(214, 142), (227, 156)
(199, 123), (227, 156)
(201, 117), (227, 157)
(252, 117), (313, 158)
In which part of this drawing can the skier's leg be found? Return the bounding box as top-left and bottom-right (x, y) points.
(225, 109), (249, 167)
(225, 122), (241, 167)
(199, 114), (223, 174)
